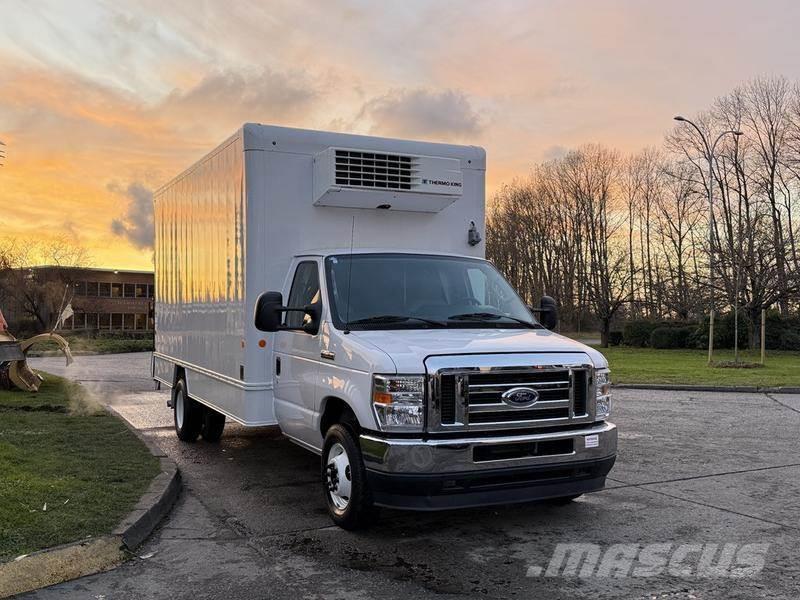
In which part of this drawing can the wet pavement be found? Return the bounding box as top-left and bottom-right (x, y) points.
(20, 352), (800, 599)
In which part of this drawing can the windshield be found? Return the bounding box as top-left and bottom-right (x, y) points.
(324, 253), (539, 330)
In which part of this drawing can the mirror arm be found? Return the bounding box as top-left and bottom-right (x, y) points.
(281, 302), (322, 334)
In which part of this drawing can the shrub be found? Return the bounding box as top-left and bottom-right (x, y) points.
(779, 330), (800, 351)
(764, 311), (800, 350)
(622, 320), (660, 347)
(620, 312), (800, 350)
(691, 313), (749, 350)
(764, 311), (784, 349)
(650, 326), (695, 349)
(717, 312), (751, 349)
(623, 319), (693, 347)
(608, 330), (623, 346)
(686, 323), (707, 349)
(95, 330), (154, 340)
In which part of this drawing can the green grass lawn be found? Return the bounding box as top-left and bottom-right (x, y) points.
(0, 375), (159, 561)
(27, 336), (154, 355)
(596, 346), (800, 387)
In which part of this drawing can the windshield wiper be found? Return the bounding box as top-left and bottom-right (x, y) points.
(348, 315), (448, 328)
(447, 312), (539, 329)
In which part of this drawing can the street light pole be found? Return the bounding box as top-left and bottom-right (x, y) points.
(673, 116), (742, 365)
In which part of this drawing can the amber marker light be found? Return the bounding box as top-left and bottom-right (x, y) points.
(373, 391), (393, 404)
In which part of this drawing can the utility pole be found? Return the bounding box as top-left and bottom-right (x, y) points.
(673, 117), (742, 365)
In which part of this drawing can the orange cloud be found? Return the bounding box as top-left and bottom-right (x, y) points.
(2, 1), (798, 270)
(0, 59), (321, 269)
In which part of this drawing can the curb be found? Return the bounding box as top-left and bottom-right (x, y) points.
(0, 537), (125, 599)
(106, 405), (182, 551)
(0, 407), (180, 598)
(614, 383), (800, 394)
(112, 453), (181, 550)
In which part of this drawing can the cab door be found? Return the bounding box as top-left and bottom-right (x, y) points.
(273, 260), (323, 446)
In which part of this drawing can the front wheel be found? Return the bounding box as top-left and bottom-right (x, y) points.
(322, 424), (377, 529)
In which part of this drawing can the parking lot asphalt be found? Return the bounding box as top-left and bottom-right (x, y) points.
(22, 353), (800, 599)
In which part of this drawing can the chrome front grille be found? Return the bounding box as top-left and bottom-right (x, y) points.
(426, 354), (594, 433)
(466, 370), (572, 423)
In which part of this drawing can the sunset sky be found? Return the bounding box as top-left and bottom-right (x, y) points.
(2, 0), (799, 270)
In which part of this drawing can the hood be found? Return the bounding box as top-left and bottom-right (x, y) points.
(349, 328), (608, 373)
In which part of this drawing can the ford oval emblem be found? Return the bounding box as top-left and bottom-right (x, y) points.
(501, 387), (540, 408)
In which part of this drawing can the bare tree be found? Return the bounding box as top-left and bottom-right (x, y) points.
(488, 145), (634, 346)
(488, 75), (799, 347)
(740, 76), (794, 314)
(0, 237), (92, 333)
(562, 145), (633, 346)
(656, 162), (705, 319)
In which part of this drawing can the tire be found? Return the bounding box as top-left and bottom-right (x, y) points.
(173, 378), (202, 442)
(322, 424), (378, 529)
(201, 407), (226, 442)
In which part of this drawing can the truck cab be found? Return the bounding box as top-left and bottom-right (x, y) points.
(255, 250), (616, 528)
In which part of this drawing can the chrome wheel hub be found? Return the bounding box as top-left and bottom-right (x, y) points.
(175, 388), (184, 429)
(325, 442), (352, 512)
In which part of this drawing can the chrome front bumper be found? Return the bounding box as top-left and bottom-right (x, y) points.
(361, 421), (617, 474)
(359, 422), (617, 510)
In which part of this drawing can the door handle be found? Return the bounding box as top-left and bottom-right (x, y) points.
(275, 356), (281, 376)
(320, 350), (335, 361)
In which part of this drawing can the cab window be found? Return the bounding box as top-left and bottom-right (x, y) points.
(285, 261), (320, 329)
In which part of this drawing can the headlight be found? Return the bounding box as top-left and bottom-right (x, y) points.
(372, 375), (425, 432)
(595, 368), (611, 419)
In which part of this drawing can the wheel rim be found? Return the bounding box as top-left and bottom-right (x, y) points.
(325, 442), (352, 513)
(175, 387), (184, 430)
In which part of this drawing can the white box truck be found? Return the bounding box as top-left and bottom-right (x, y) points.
(153, 123), (616, 529)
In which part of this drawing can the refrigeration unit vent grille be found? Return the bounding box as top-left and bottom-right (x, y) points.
(334, 150), (417, 191)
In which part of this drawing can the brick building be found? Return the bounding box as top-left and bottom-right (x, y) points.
(63, 267), (155, 332)
(1, 266), (155, 333)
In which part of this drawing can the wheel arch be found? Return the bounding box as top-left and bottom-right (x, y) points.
(167, 365), (187, 408)
(173, 364), (186, 387)
(319, 395), (361, 437)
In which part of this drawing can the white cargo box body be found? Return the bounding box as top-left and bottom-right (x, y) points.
(153, 123), (486, 426)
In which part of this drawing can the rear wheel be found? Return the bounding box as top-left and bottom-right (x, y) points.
(322, 424), (377, 529)
(173, 379), (202, 442)
(201, 407), (226, 442)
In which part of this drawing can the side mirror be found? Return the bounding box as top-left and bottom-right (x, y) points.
(301, 301), (322, 335)
(254, 291), (284, 332)
(538, 295), (558, 330)
(254, 292), (323, 335)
